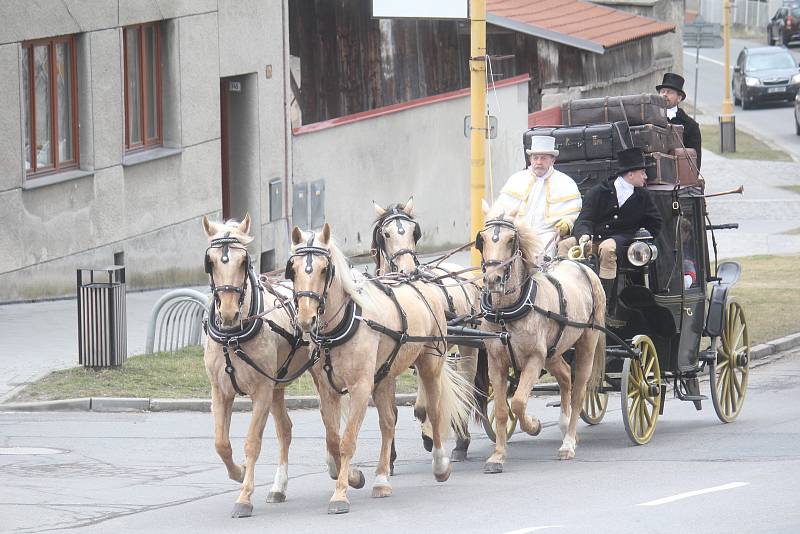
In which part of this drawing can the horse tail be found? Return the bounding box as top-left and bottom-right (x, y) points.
(473, 348), (489, 425)
(588, 276), (607, 390)
(436, 359), (477, 441)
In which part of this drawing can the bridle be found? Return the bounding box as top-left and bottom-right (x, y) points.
(285, 234), (336, 316)
(205, 232), (251, 320)
(372, 208), (422, 272)
(475, 216), (520, 293)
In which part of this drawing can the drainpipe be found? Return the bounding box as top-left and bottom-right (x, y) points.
(281, 0), (293, 242)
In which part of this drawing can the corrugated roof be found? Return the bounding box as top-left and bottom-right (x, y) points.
(487, 0), (676, 54)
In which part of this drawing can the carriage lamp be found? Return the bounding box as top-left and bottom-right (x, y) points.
(627, 229), (658, 267)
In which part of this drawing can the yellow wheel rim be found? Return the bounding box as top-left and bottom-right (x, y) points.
(482, 387), (518, 443)
(621, 335), (661, 445)
(580, 378), (610, 425)
(711, 299), (749, 423)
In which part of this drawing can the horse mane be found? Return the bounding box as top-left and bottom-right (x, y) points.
(485, 203), (543, 268)
(208, 218), (254, 245)
(370, 202), (414, 269)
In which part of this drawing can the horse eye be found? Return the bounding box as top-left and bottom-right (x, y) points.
(383, 231), (390, 238)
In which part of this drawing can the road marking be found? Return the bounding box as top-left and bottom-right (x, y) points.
(683, 50), (728, 67)
(501, 528), (563, 534)
(0, 447), (67, 455)
(637, 482), (749, 506)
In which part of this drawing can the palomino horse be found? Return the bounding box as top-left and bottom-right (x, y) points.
(475, 200), (606, 473)
(286, 223), (474, 514)
(371, 198), (483, 461)
(203, 215), (312, 517)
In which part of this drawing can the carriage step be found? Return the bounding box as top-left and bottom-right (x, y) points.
(679, 394), (707, 402)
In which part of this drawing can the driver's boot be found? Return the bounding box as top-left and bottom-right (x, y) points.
(601, 277), (622, 326)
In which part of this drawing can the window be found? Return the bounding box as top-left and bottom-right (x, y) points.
(22, 36), (79, 176)
(124, 23), (162, 151)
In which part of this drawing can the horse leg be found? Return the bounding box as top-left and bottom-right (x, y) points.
(511, 356), (546, 437)
(211, 385), (245, 484)
(561, 335), (596, 460)
(485, 353), (509, 474)
(416, 357), (451, 482)
(232, 385), (273, 518)
(451, 345), (478, 462)
(545, 355), (573, 440)
(316, 384), (343, 481)
(415, 368), (433, 452)
(328, 380), (371, 514)
(267, 387), (292, 503)
(371, 379), (396, 498)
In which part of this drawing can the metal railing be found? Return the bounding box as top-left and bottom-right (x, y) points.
(145, 289), (209, 354)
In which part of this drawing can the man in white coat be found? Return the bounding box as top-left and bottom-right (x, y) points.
(495, 135), (581, 254)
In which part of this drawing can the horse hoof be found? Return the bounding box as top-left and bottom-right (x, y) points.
(328, 500), (350, 514)
(526, 420), (542, 437)
(266, 491), (286, 503)
(450, 448), (467, 462)
(558, 449), (575, 460)
(484, 462), (504, 474)
(422, 433), (433, 453)
(371, 485), (393, 498)
(434, 463), (452, 483)
(349, 470), (366, 489)
(230, 502), (253, 518)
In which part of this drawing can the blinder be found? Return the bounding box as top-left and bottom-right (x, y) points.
(372, 207), (422, 271)
(287, 236), (336, 314)
(475, 231), (484, 252)
(204, 231), (251, 313)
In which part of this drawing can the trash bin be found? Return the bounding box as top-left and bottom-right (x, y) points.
(77, 266), (127, 367)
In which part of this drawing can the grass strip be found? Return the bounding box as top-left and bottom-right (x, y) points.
(700, 124), (792, 162)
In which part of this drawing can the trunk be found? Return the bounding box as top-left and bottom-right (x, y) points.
(671, 147), (702, 188)
(561, 94), (669, 127)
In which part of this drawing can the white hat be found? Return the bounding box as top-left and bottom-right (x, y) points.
(526, 135), (559, 157)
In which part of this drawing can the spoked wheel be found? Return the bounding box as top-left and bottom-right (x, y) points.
(621, 335), (662, 445)
(481, 386), (518, 443)
(580, 377), (610, 425)
(710, 298), (750, 423)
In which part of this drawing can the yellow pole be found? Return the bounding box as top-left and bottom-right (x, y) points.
(721, 0), (733, 115)
(469, 0), (487, 267)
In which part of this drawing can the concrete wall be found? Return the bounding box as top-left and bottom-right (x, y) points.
(0, 1), (289, 302)
(291, 77), (530, 254)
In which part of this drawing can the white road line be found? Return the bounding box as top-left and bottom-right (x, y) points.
(683, 50), (728, 67)
(637, 482), (749, 507)
(500, 528), (563, 534)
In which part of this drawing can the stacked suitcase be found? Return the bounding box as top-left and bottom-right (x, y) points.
(523, 94), (701, 194)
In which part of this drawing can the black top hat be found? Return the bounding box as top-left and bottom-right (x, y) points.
(656, 72), (686, 100)
(617, 147), (647, 175)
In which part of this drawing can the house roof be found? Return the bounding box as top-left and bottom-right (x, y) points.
(486, 0), (676, 54)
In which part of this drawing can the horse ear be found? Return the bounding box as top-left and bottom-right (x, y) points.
(291, 226), (303, 245)
(202, 215), (215, 237)
(403, 196), (414, 215)
(238, 213), (251, 235)
(320, 223), (331, 244)
(373, 201), (386, 217)
(507, 205), (520, 219)
(481, 198), (491, 215)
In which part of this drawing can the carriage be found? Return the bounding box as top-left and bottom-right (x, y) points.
(476, 184), (749, 446)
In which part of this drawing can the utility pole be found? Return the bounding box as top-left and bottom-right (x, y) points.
(469, 0), (487, 266)
(720, 0), (736, 152)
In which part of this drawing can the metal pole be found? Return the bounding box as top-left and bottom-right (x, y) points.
(693, 0), (702, 121)
(469, 0), (487, 267)
(720, 0), (736, 152)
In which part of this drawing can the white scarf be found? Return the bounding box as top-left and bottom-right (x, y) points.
(614, 176), (634, 207)
(667, 106), (678, 120)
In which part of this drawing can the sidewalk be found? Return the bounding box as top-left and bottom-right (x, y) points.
(2, 151), (800, 406)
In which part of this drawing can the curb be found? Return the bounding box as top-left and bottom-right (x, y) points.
(3, 333), (799, 414)
(0, 393), (418, 413)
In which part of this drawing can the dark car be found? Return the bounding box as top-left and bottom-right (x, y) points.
(768, 3), (800, 46)
(732, 46), (800, 109)
(795, 92), (800, 134)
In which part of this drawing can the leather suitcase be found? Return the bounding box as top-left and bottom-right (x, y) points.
(629, 124), (671, 153)
(524, 122), (631, 166)
(670, 147), (702, 187)
(554, 159), (620, 195)
(667, 124), (684, 151)
(561, 94), (669, 127)
(645, 152), (678, 185)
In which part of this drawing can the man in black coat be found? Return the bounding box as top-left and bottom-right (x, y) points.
(558, 148), (662, 298)
(657, 72), (702, 169)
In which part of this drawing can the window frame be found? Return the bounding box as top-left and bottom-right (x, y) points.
(123, 22), (163, 152)
(22, 35), (79, 177)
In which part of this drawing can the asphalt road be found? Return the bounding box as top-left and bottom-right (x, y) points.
(2, 349), (799, 534)
(682, 37), (800, 159)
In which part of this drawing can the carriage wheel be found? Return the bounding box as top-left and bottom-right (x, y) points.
(621, 335), (661, 445)
(709, 298), (749, 423)
(580, 377), (610, 425)
(481, 386), (518, 443)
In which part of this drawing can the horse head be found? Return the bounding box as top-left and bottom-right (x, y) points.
(476, 200), (521, 292)
(202, 214), (253, 328)
(371, 196), (421, 274)
(287, 223), (336, 332)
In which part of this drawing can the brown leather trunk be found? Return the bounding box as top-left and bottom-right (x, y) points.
(645, 152), (678, 185)
(561, 94), (669, 127)
(670, 147), (702, 187)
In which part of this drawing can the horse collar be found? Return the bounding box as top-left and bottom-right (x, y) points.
(481, 276), (537, 323)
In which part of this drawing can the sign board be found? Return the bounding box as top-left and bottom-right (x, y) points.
(683, 21), (723, 49)
(229, 81), (242, 92)
(464, 116), (498, 139)
(372, 0), (468, 19)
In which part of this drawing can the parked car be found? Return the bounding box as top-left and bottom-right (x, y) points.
(732, 46), (800, 109)
(768, 3), (800, 46)
(795, 92), (800, 135)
